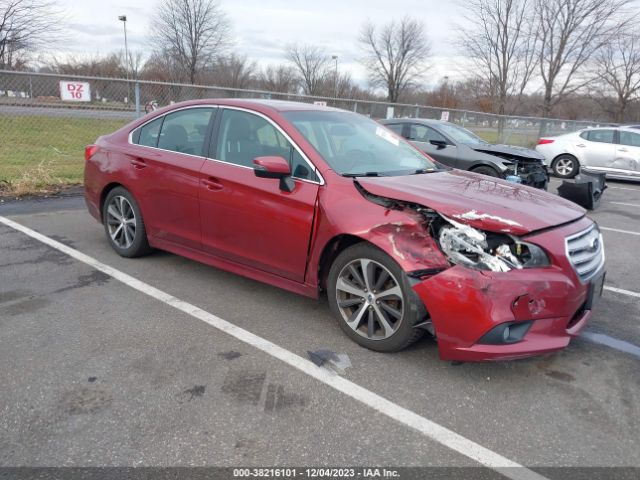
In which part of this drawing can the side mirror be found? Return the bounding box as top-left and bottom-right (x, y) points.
(430, 139), (447, 149)
(253, 156), (295, 192)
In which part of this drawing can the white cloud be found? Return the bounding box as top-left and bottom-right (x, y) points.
(52, 0), (470, 87)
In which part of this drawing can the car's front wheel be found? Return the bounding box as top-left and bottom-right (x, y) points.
(552, 154), (579, 178)
(102, 186), (152, 258)
(327, 243), (426, 352)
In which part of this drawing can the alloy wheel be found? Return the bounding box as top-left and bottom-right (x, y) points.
(555, 158), (574, 176)
(335, 258), (404, 340)
(106, 195), (136, 249)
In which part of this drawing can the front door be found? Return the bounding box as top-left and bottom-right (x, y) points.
(199, 108), (320, 282)
(406, 123), (459, 167)
(614, 130), (640, 177)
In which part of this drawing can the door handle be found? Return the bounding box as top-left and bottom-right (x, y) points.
(202, 177), (223, 191)
(618, 148), (628, 152)
(576, 144), (586, 148)
(130, 158), (147, 169)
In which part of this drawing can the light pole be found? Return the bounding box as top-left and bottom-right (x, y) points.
(442, 75), (449, 108)
(118, 15), (130, 104)
(332, 55), (338, 98)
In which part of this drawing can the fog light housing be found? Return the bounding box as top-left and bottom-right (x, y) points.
(478, 321), (532, 345)
(502, 326), (511, 342)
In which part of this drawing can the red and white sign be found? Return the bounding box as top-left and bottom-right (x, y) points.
(59, 81), (91, 102)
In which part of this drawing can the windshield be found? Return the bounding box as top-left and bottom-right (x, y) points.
(283, 111), (439, 176)
(437, 123), (487, 145)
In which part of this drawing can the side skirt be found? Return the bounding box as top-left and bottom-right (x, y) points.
(148, 236), (320, 300)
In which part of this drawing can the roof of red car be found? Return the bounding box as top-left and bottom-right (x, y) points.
(177, 98), (342, 113)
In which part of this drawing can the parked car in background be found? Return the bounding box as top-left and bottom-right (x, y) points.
(379, 118), (549, 189)
(536, 126), (640, 180)
(84, 99), (604, 362)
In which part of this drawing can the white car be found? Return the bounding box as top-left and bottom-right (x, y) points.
(536, 126), (640, 180)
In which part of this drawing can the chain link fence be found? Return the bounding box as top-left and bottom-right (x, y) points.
(0, 69), (618, 193)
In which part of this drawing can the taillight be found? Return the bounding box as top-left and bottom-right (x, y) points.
(537, 138), (554, 145)
(85, 144), (98, 161)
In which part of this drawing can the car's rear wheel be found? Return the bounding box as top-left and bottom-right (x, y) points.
(471, 165), (500, 178)
(552, 155), (579, 178)
(327, 243), (426, 352)
(102, 187), (152, 258)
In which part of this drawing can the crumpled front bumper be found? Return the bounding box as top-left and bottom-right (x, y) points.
(507, 164), (549, 190)
(412, 217), (603, 361)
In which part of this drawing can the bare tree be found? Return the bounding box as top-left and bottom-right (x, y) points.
(284, 44), (331, 95)
(593, 34), (640, 122)
(0, 0), (63, 69)
(203, 53), (257, 89)
(533, 0), (635, 122)
(257, 64), (299, 93)
(124, 50), (146, 80)
(359, 16), (430, 102)
(151, 0), (232, 84)
(458, 0), (536, 135)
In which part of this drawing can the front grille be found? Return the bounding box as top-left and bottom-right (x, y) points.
(565, 224), (605, 283)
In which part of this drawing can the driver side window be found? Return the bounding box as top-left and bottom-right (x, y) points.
(410, 124), (447, 143)
(215, 109), (319, 182)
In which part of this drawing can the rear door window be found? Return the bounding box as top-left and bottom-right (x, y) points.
(135, 117), (163, 147)
(157, 108), (215, 156)
(385, 123), (405, 136)
(585, 130), (615, 144)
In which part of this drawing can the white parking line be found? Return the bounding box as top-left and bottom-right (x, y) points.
(0, 214), (546, 480)
(600, 226), (640, 236)
(608, 186), (640, 192)
(609, 202), (640, 208)
(604, 285), (640, 299)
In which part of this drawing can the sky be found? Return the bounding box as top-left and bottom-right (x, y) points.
(53, 0), (472, 89)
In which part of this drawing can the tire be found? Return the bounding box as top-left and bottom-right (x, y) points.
(102, 186), (152, 258)
(551, 154), (579, 178)
(471, 165), (500, 178)
(327, 243), (426, 352)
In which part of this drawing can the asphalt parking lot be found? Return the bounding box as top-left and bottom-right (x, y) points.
(1, 178), (639, 477)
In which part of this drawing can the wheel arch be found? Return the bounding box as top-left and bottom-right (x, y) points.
(469, 162), (504, 175)
(99, 182), (125, 222)
(317, 234), (366, 291)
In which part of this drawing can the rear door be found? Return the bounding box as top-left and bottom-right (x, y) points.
(129, 106), (216, 249)
(614, 130), (640, 177)
(577, 129), (616, 169)
(198, 107), (320, 282)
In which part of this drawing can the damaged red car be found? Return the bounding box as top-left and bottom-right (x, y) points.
(84, 99), (606, 361)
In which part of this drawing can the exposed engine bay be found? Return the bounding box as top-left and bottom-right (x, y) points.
(472, 146), (549, 190)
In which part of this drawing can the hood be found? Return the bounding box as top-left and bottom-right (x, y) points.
(469, 144), (545, 162)
(357, 170), (585, 235)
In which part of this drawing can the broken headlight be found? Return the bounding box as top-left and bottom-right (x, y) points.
(437, 218), (549, 272)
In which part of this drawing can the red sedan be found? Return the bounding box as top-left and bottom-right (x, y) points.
(84, 99), (605, 361)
